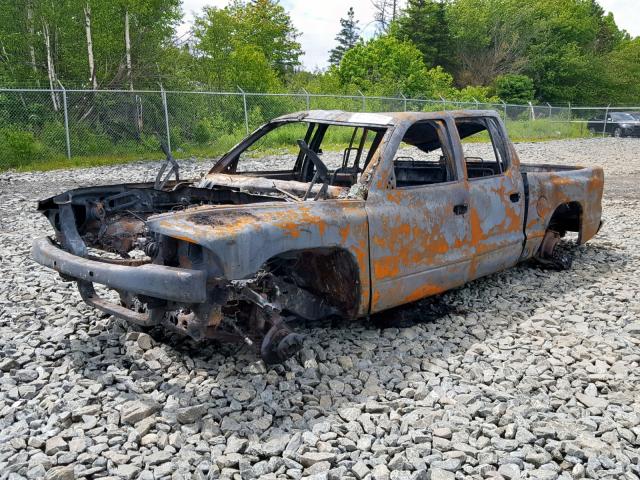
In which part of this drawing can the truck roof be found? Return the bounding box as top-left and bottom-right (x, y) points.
(273, 109), (500, 127)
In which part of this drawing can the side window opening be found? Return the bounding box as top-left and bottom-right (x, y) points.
(393, 120), (456, 188)
(456, 118), (509, 179)
(312, 125), (380, 186)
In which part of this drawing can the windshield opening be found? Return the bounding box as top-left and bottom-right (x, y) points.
(212, 121), (387, 188)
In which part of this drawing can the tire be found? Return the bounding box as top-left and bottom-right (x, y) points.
(614, 127), (623, 138)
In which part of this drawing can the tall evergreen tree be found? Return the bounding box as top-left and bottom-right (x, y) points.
(328, 7), (360, 67)
(394, 0), (454, 71)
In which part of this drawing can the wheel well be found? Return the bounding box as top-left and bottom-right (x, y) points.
(547, 201), (582, 238)
(264, 248), (360, 318)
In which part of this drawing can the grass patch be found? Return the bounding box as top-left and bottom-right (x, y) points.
(2, 120), (596, 173)
(506, 119), (590, 142)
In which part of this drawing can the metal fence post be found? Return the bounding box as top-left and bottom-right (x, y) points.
(501, 101), (508, 125)
(547, 102), (552, 119)
(302, 87), (310, 110)
(238, 86), (249, 134)
(57, 81), (71, 159)
(440, 96), (447, 111)
(357, 90), (366, 111)
(568, 102), (571, 121)
(473, 97), (479, 110)
(400, 93), (407, 111)
(602, 104), (610, 138)
(528, 101), (535, 121)
(160, 85), (171, 152)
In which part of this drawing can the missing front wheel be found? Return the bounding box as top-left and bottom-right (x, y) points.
(260, 324), (304, 364)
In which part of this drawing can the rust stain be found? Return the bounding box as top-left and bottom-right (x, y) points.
(402, 283), (445, 304)
(469, 207), (483, 247)
(339, 223), (351, 244)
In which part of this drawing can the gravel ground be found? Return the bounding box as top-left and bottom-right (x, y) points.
(1, 138), (639, 480)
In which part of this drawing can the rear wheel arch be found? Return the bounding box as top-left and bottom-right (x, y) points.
(535, 201), (583, 270)
(546, 201), (583, 240)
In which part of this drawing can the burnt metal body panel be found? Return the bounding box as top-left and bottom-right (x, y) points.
(522, 163), (604, 256)
(32, 236), (208, 303)
(146, 199), (371, 316)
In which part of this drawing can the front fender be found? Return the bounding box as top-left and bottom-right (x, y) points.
(147, 200), (371, 315)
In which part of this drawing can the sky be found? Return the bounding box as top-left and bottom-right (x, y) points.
(180, 0), (640, 70)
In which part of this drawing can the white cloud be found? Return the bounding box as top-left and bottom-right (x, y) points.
(597, 0), (640, 38)
(178, 0), (384, 69)
(180, 0), (227, 25)
(280, 0), (382, 70)
(178, 0), (639, 70)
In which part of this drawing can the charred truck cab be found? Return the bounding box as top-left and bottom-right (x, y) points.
(32, 110), (604, 364)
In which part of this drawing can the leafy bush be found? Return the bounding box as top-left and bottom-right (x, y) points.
(493, 74), (535, 104)
(193, 119), (214, 144)
(336, 36), (455, 98)
(191, 115), (237, 144)
(449, 85), (499, 103)
(0, 127), (49, 169)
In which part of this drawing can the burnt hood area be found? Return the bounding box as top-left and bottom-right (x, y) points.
(37, 180), (286, 257)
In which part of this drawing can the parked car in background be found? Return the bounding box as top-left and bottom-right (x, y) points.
(587, 111), (640, 137)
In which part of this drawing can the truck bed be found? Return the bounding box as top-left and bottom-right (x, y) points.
(521, 163), (604, 249)
(520, 163), (585, 173)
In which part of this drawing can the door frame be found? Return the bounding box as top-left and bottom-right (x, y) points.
(448, 114), (526, 281)
(365, 115), (473, 313)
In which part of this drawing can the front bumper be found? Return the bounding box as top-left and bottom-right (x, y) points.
(32, 236), (208, 304)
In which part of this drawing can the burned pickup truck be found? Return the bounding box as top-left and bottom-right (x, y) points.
(32, 110), (603, 363)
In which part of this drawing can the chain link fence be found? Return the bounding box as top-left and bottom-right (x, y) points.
(0, 87), (638, 169)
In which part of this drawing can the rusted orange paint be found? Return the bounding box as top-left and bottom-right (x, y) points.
(277, 221), (302, 238)
(339, 223), (351, 244)
(469, 208), (483, 246)
(402, 283), (445, 304)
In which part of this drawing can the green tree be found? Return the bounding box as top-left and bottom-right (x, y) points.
(334, 35), (454, 98)
(0, 0), (40, 86)
(447, 0), (628, 103)
(521, 0), (626, 103)
(447, 0), (533, 86)
(393, 0), (454, 71)
(0, 0), (181, 89)
(237, 0), (303, 76)
(328, 7), (360, 67)
(193, 0), (302, 90)
(493, 74), (535, 104)
(604, 38), (640, 104)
